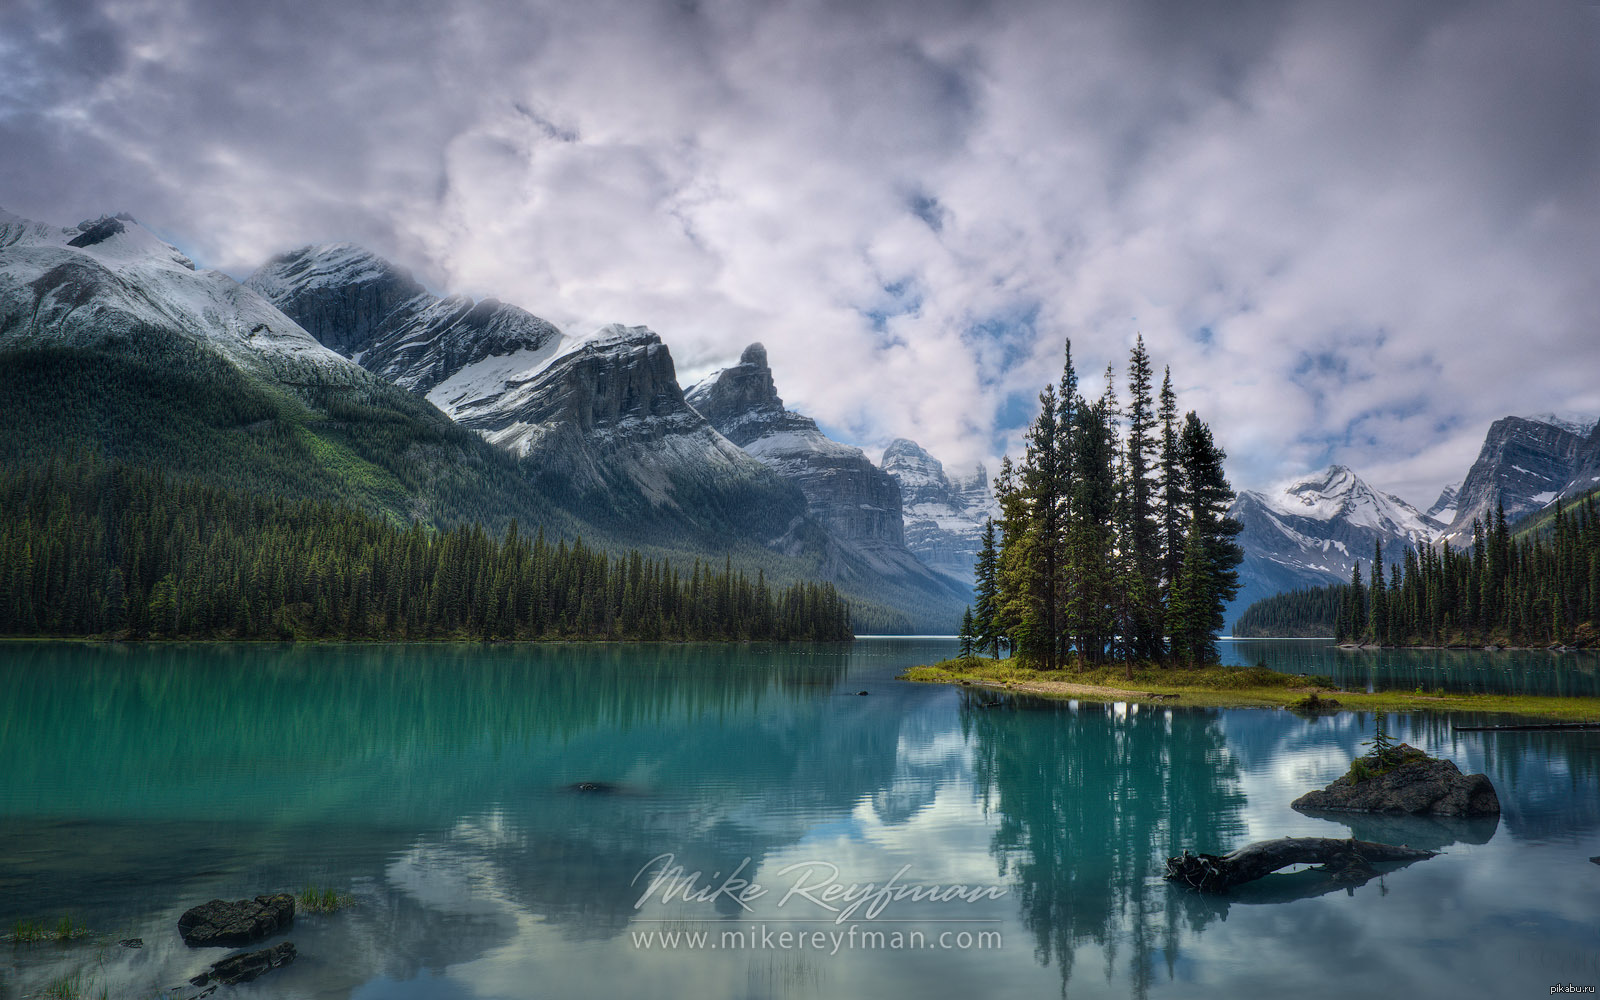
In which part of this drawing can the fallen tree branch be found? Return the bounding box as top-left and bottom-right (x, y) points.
(1165, 837), (1437, 893)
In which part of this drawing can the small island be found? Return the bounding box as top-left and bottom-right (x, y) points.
(901, 655), (1600, 722)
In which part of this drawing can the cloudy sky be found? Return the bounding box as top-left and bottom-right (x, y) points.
(4, 0), (1597, 504)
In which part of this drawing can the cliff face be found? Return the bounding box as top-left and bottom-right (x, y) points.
(1440, 416), (1596, 542)
(880, 438), (996, 588)
(247, 244), (561, 394)
(249, 249), (805, 534)
(686, 343), (906, 545)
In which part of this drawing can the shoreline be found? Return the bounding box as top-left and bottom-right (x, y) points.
(900, 657), (1600, 721)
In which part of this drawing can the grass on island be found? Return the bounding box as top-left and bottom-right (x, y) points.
(297, 886), (357, 914)
(8, 914), (90, 945)
(39, 971), (109, 1000)
(901, 656), (1600, 722)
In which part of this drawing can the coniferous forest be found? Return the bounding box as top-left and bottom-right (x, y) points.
(959, 337), (1242, 667)
(1233, 495), (1600, 648)
(0, 453), (852, 642)
(1231, 586), (1343, 638)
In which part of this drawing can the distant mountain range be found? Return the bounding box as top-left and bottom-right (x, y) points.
(1228, 413), (1600, 630)
(0, 211), (989, 632)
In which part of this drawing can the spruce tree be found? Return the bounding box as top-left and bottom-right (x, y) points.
(1166, 413), (1242, 665)
(1123, 336), (1162, 660)
(973, 519), (1001, 658)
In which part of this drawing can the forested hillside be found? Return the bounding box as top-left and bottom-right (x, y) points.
(0, 454), (852, 642)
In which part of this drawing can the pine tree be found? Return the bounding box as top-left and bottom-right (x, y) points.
(973, 518), (1001, 658)
(1122, 336), (1162, 660)
(1166, 413), (1242, 665)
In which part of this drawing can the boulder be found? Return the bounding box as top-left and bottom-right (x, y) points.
(178, 894), (294, 947)
(1292, 745), (1499, 816)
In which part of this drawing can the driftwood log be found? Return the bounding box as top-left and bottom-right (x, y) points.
(1165, 837), (1437, 893)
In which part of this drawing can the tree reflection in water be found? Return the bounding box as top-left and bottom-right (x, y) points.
(966, 693), (1247, 997)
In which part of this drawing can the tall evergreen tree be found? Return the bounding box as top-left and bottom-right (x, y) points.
(973, 518), (1001, 658)
(1166, 413), (1242, 665)
(1122, 336), (1162, 660)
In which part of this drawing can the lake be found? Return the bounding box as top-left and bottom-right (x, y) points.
(2, 639), (1597, 998)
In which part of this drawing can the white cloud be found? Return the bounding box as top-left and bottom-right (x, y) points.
(3, 0), (1595, 504)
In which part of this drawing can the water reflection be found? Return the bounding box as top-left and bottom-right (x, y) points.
(2, 641), (1598, 998)
(1223, 639), (1600, 696)
(967, 695), (1247, 996)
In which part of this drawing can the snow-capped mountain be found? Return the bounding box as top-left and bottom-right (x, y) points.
(686, 344), (968, 605)
(251, 252), (965, 628)
(880, 438), (997, 589)
(247, 244), (562, 394)
(0, 208), (588, 534)
(1436, 414), (1600, 543)
(0, 211), (345, 376)
(1227, 465), (1438, 630)
(250, 246), (809, 531)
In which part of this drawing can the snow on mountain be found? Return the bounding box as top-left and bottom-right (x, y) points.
(1261, 465), (1439, 544)
(1426, 481), (1461, 526)
(0, 210), (347, 374)
(1227, 464), (1439, 631)
(1523, 412), (1599, 439)
(880, 438), (997, 588)
(248, 244), (562, 394)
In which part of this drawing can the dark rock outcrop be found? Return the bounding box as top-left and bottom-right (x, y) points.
(178, 894), (295, 947)
(1291, 746), (1500, 816)
(189, 942), (297, 988)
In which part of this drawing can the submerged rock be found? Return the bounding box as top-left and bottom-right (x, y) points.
(566, 781), (623, 794)
(189, 942), (296, 987)
(178, 894), (294, 947)
(1291, 745), (1499, 816)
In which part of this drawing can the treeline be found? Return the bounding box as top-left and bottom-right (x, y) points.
(1232, 587), (1342, 638)
(1328, 496), (1600, 647)
(0, 454), (852, 642)
(959, 337), (1242, 667)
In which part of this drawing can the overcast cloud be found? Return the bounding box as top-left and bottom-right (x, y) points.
(3, 0), (1596, 505)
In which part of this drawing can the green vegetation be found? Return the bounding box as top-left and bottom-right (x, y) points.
(903, 656), (1600, 720)
(970, 336), (1241, 668)
(1233, 586), (1341, 637)
(1239, 493), (1600, 648)
(0, 453), (852, 642)
(0, 343), (947, 634)
(0, 343), (573, 538)
(297, 887), (356, 913)
(6, 914), (87, 945)
(10, 917), (46, 944)
(1339, 501), (1600, 646)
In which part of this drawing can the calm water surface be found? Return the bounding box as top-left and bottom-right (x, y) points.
(1, 639), (1597, 998)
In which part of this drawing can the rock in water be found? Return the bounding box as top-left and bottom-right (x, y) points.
(189, 942), (297, 987)
(1291, 745), (1499, 816)
(178, 894), (295, 947)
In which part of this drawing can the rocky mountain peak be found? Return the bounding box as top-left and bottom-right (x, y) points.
(1438, 415), (1595, 541)
(881, 438), (997, 589)
(247, 244), (560, 394)
(683, 343), (799, 448)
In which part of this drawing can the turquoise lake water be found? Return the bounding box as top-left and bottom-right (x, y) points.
(1, 639), (1597, 998)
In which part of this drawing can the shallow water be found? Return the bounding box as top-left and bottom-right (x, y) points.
(1, 639), (1596, 998)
